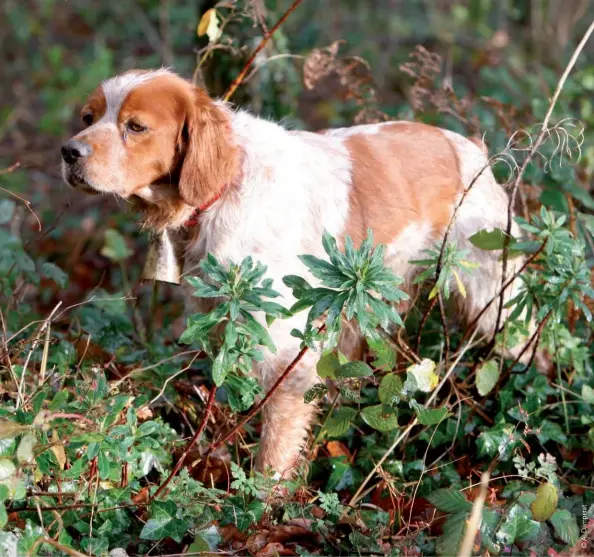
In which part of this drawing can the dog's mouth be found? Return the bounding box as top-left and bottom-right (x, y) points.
(62, 163), (100, 195)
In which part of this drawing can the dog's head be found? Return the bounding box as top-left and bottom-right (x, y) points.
(61, 69), (238, 210)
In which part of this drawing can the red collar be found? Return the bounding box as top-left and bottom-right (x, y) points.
(184, 186), (227, 227)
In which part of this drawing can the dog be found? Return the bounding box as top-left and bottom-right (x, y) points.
(62, 68), (541, 477)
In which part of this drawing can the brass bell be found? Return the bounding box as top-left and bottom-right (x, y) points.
(141, 228), (185, 285)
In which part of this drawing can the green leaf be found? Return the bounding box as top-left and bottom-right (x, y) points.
(0, 200), (16, 224)
(378, 374), (403, 405)
(404, 359), (438, 393)
(187, 535), (210, 554)
(304, 384), (328, 403)
(496, 504), (540, 545)
(550, 509), (579, 546)
(368, 338), (396, 371)
(426, 489), (472, 514)
(97, 451), (110, 480)
(336, 361), (373, 378)
(436, 512), (468, 556)
(140, 500), (189, 543)
(410, 400), (451, 426)
(16, 433), (36, 464)
(0, 501), (7, 528)
(582, 385), (594, 404)
(101, 229), (132, 262)
(469, 227), (516, 250)
(317, 352), (342, 379)
(476, 360), (500, 396)
(40, 262), (68, 288)
(0, 459), (16, 481)
(324, 407), (357, 437)
(531, 482), (558, 522)
(360, 404), (398, 431)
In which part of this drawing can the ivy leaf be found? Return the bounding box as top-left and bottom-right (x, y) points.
(426, 489), (472, 514)
(531, 482), (558, 522)
(336, 361), (373, 378)
(360, 404), (398, 431)
(549, 509), (579, 546)
(435, 512), (467, 556)
(378, 373), (403, 405)
(469, 228), (516, 250)
(324, 407), (357, 437)
(140, 500), (189, 543)
(410, 400), (451, 425)
(476, 360), (500, 396)
(317, 352), (342, 379)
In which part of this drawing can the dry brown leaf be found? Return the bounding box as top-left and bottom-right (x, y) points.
(51, 430), (66, 470)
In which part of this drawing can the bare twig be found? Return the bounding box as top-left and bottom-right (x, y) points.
(151, 385), (217, 501)
(223, 0), (305, 102)
(495, 18), (594, 334)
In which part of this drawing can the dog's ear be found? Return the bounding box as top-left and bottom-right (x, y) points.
(178, 88), (238, 208)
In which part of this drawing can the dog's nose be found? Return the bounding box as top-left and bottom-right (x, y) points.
(61, 140), (92, 164)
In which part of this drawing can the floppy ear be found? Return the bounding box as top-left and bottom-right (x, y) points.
(178, 88), (238, 208)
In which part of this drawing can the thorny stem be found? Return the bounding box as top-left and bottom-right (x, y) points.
(151, 384), (217, 501)
(222, 0), (305, 102)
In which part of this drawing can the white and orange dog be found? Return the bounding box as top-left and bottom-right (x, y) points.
(62, 69), (538, 477)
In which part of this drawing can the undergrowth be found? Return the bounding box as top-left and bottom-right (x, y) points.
(1, 1), (594, 556)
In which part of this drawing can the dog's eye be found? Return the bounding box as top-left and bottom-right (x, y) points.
(82, 113), (94, 126)
(126, 120), (148, 133)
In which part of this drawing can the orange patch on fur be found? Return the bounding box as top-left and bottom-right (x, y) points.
(342, 122), (462, 245)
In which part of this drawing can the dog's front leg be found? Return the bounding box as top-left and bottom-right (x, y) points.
(255, 347), (320, 478)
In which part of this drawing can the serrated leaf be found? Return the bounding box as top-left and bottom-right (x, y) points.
(426, 489), (472, 514)
(324, 407), (357, 437)
(0, 200), (16, 224)
(476, 360), (500, 396)
(40, 262), (68, 288)
(436, 512), (467, 556)
(16, 433), (36, 464)
(378, 374), (403, 405)
(469, 228), (516, 250)
(405, 359), (438, 393)
(496, 504), (540, 545)
(360, 404), (398, 431)
(368, 338), (396, 371)
(336, 361), (373, 378)
(317, 352), (341, 379)
(304, 384), (328, 403)
(531, 482), (558, 522)
(451, 269), (466, 298)
(550, 509), (579, 545)
(410, 400), (451, 425)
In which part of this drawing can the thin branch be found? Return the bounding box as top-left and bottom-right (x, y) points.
(208, 325), (325, 454)
(151, 385), (217, 501)
(459, 471), (490, 557)
(496, 18), (594, 334)
(223, 0), (305, 102)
